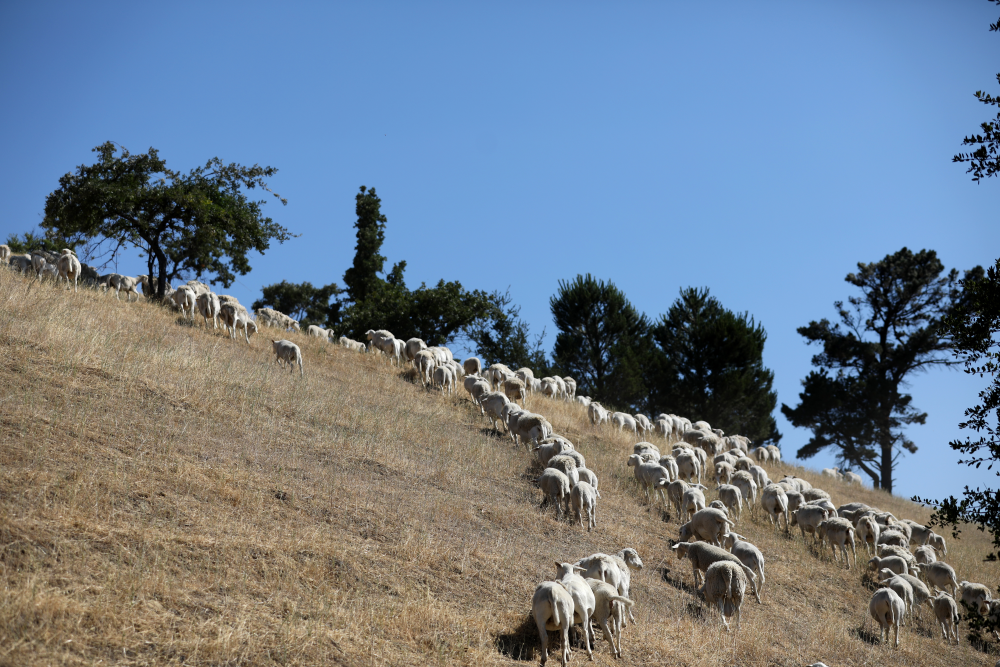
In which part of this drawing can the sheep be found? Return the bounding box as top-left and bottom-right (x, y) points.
(571, 481), (600, 531)
(785, 491), (805, 513)
(462, 356), (481, 375)
(0, 244), (9, 261)
(270, 339), (303, 376)
(680, 484), (709, 522)
(662, 480), (689, 517)
(790, 505), (830, 543)
(56, 249), (82, 292)
(675, 450), (702, 485)
(432, 365), (455, 394)
(576, 395), (592, 406)
(481, 392), (510, 432)
(429, 345), (453, 366)
(926, 532), (948, 556)
(877, 530), (910, 549)
(801, 488), (830, 503)
(877, 544), (917, 568)
(553, 562), (595, 662)
(843, 471), (863, 485)
(171, 285), (197, 319)
(869, 587), (905, 647)
(730, 470), (758, 511)
(671, 541), (760, 603)
(868, 555), (909, 578)
(879, 574), (914, 626)
(838, 502), (871, 522)
(748, 464), (770, 490)
(780, 475), (812, 491)
(611, 412), (638, 434)
(533, 437), (574, 466)
(339, 336), (366, 352)
(700, 561), (749, 631)
(634, 441), (661, 459)
(8, 254), (32, 273)
(765, 444), (781, 462)
(512, 412), (551, 449)
(821, 467), (842, 480)
(588, 401), (609, 426)
(575, 549), (643, 626)
(515, 367), (534, 391)
(466, 377), (492, 408)
(751, 446), (771, 464)
(721, 532), (766, 597)
(219, 303), (257, 344)
(501, 403), (524, 438)
(930, 592), (960, 644)
(585, 578), (633, 659)
(257, 307), (298, 331)
(818, 518), (856, 569)
(548, 455), (580, 487)
(306, 324), (328, 338)
(714, 461), (735, 486)
(563, 376), (577, 401)
(913, 545), (937, 565)
(185, 280), (210, 297)
(137, 274), (173, 296)
(678, 507), (735, 546)
(531, 581), (574, 667)
(760, 484), (789, 531)
(883, 521), (912, 542)
(917, 561), (959, 597)
(958, 580), (992, 615)
(414, 349), (436, 388)
(879, 570), (933, 624)
(634, 413), (652, 435)
(502, 377), (526, 405)
(536, 469), (571, 518)
(30, 254), (47, 278)
(805, 497), (837, 516)
(626, 454), (670, 506)
(103, 274), (142, 302)
(657, 455), (679, 481)
(715, 484), (744, 521)
(196, 291), (221, 330)
(857, 515), (881, 556)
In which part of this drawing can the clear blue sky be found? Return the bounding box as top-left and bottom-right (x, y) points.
(1, 1), (997, 502)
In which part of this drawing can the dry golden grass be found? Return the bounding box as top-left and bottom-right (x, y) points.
(0, 269), (996, 666)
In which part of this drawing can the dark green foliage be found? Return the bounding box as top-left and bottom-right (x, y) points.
(782, 248), (972, 492)
(42, 142), (292, 299)
(550, 274), (652, 409)
(342, 186), (389, 303)
(5, 228), (82, 255)
(251, 280), (343, 328)
(916, 258), (1000, 563)
(953, 2), (1000, 182)
(649, 287), (780, 446)
(468, 290), (552, 373)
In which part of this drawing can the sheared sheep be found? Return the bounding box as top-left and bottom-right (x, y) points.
(571, 481), (600, 531)
(879, 570), (932, 625)
(869, 587), (905, 647)
(531, 581), (574, 666)
(919, 563), (959, 597)
(196, 291), (221, 329)
(680, 484), (709, 522)
(678, 507), (735, 546)
(588, 401), (609, 426)
(715, 484), (744, 521)
(869, 555), (909, 578)
(931, 592), (960, 644)
(730, 471), (758, 512)
(585, 578), (633, 659)
(553, 562), (595, 662)
(790, 505), (830, 543)
(760, 484), (789, 531)
(671, 541), (760, 603)
(547, 455), (580, 487)
(56, 249), (82, 292)
(414, 349), (436, 388)
(818, 518), (856, 569)
(512, 412), (551, 449)
(270, 339), (303, 376)
(959, 580), (992, 615)
(857, 515), (880, 556)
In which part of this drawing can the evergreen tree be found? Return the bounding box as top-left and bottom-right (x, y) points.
(468, 290), (552, 373)
(550, 274), (651, 409)
(252, 280), (343, 328)
(342, 186), (399, 303)
(649, 287), (780, 445)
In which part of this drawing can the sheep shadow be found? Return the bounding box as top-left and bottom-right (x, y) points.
(850, 623), (881, 646)
(658, 566), (697, 596)
(494, 614), (540, 662)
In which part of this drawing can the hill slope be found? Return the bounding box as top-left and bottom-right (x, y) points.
(0, 271), (995, 666)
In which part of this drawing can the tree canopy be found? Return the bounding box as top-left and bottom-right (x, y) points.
(953, 1), (1000, 182)
(649, 287), (781, 446)
(251, 280), (343, 327)
(782, 248), (977, 492)
(42, 142), (292, 299)
(468, 290), (552, 373)
(550, 274), (651, 409)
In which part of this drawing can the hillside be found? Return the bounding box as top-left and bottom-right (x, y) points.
(0, 270), (996, 667)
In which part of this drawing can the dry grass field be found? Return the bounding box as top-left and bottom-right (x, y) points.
(1, 269), (997, 667)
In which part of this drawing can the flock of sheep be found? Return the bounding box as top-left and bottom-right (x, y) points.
(4, 247), (995, 664)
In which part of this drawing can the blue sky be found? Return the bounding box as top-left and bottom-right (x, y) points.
(1, 1), (997, 501)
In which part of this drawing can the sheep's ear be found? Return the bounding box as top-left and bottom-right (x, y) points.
(573, 565), (585, 573)
(554, 561), (562, 570)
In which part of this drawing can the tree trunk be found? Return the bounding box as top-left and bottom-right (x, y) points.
(154, 243), (169, 301)
(879, 442), (894, 493)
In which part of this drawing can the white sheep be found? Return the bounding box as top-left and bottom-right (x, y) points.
(930, 592), (960, 644)
(585, 578), (633, 659)
(536, 469), (570, 518)
(671, 541), (758, 599)
(512, 412), (551, 449)
(414, 349), (436, 388)
(553, 562), (595, 662)
(462, 356), (482, 375)
(432, 365), (455, 394)
(722, 532), (766, 597)
(531, 581), (574, 667)
(196, 291), (221, 329)
(818, 518), (857, 569)
(306, 324), (327, 339)
(576, 466), (599, 491)
(679, 507), (735, 546)
(843, 471), (863, 485)
(0, 244), (10, 261)
(588, 401), (609, 426)
(919, 562), (959, 597)
(611, 412), (638, 434)
(171, 285), (197, 319)
(857, 515), (880, 556)
(547, 455), (580, 487)
(339, 336), (367, 353)
(959, 580), (992, 615)
(571, 481), (600, 531)
(56, 249), (82, 292)
(626, 454), (670, 506)
(760, 484), (789, 531)
(220, 303), (257, 344)
(913, 545), (937, 565)
(879, 570), (932, 627)
(404, 337), (428, 363)
(701, 560), (749, 631)
(481, 392), (510, 431)
(105, 274), (142, 302)
(790, 505), (830, 543)
(270, 339), (303, 376)
(715, 484), (744, 521)
(730, 470), (758, 512)
(503, 377), (526, 405)
(680, 484), (709, 522)
(869, 587), (905, 647)
(675, 450), (702, 485)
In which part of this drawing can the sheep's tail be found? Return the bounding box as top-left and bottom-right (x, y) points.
(610, 594), (634, 608)
(551, 597), (562, 628)
(722, 566), (735, 603)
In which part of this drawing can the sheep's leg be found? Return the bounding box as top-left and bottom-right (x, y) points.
(718, 600), (730, 631)
(581, 612), (593, 660)
(560, 624), (570, 667)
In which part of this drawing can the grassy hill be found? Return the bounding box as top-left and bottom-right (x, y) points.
(0, 270), (996, 666)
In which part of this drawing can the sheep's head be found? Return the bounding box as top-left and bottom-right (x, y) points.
(867, 557), (880, 570)
(554, 562), (585, 579)
(670, 542), (690, 560)
(878, 568), (896, 583)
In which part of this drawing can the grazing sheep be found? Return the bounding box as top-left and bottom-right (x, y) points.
(575, 549), (643, 626)
(877, 544), (916, 568)
(926, 532), (948, 557)
(869, 587), (905, 647)
(843, 471), (863, 485)
(414, 349), (436, 388)
(879, 574), (915, 626)
(857, 515), (881, 556)
(196, 291), (221, 329)
(765, 444), (781, 463)
(679, 508), (734, 546)
(547, 455), (580, 487)
(657, 454), (679, 481)
(503, 377), (526, 405)
(722, 532), (766, 597)
(838, 502), (871, 521)
(919, 562), (959, 597)
(571, 481), (600, 531)
(576, 395), (592, 406)
(56, 249), (82, 292)
(512, 412), (551, 449)
(626, 454), (670, 506)
(563, 376), (577, 400)
(576, 466), (599, 491)
(462, 356), (481, 375)
(672, 541), (760, 603)
(481, 392), (510, 431)
(588, 401), (609, 426)
(959, 580), (992, 615)
(270, 339), (303, 376)
(306, 324), (328, 338)
(879, 571), (933, 625)
(220, 303), (257, 344)
(533, 438), (574, 466)
(801, 488), (831, 503)
(662, 479), (689, 518)
(760, 484), (789, 531)
(339, 336), (366, 352)
(878, 531), (910, 549)
(785, 491), (806, 513)
(869, 555), (909, 578)
(790, 505), (830, 543)
(730, 470), (758, 511)
(532, 581), (574, 667)
(515, 367), (535, 391)
(748, 464), (770, 490)
(611, 412), (638, 434)
(536, 469), (571, 518)
(432, 365), (455, 394)
(931, 592), (960, 644)
(554, 562), (595, 662)
(171, 285), (197, 319)
(715, 461), (735, 486)
(675, 450), (702, 485)
(700, 561), (749, 631)
(818, 518), (856, 569)
(106, 274), (143, 302)
(680, 484), (709, 522)
(821, 467), (842, 480)
(914, 545), (937, 565)
(585, 579), (633, 659)
(715, 484), (744, 521)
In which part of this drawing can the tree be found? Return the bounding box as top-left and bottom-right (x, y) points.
(953, 2), (1000, 183)
(917, 258), (1000, 562)
(252, 280), (343, 328)
(342, 186), (402, 303)
(42, 142), (292, 300)
(550, 274), (651, 409)
(468, 290), (552, 373)
(648, 287), (781, 446)
(782, 248), (973, 492)
(5, 228), (82, 255)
